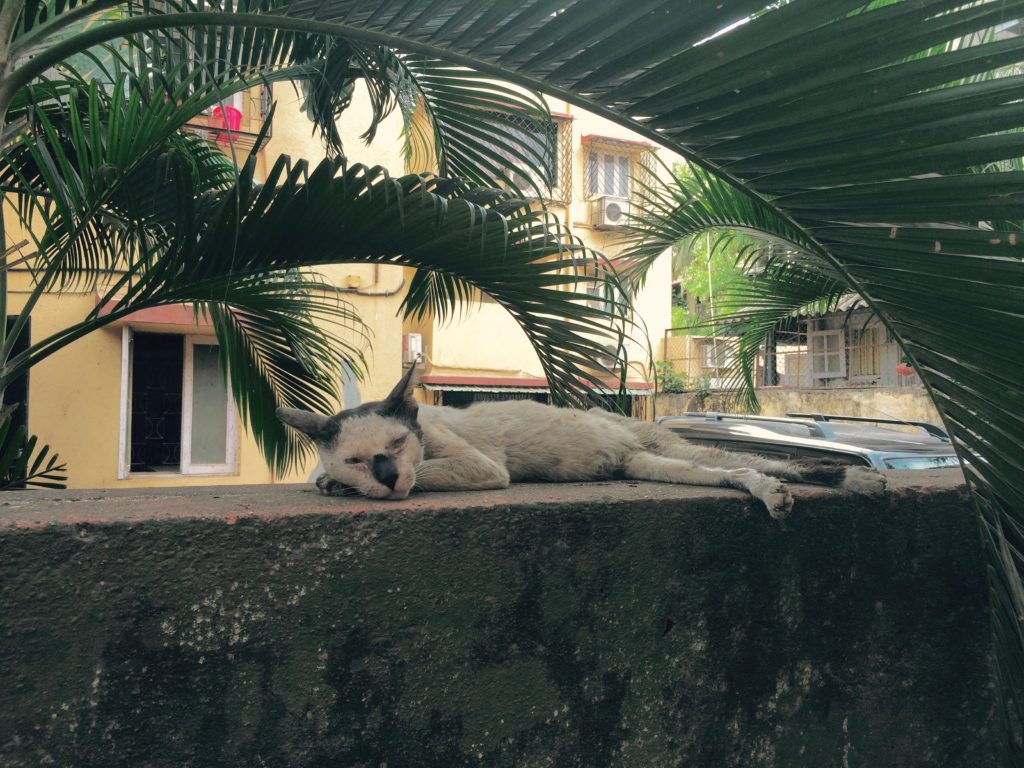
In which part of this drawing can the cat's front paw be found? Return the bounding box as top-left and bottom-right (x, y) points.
(316, 473), (359, 497)
(763, 482), (794, 520)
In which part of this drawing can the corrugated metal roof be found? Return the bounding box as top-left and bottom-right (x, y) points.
(421, 384), (549, 393)
(421, 384), (651, 396)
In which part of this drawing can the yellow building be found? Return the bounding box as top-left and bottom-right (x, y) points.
(11, 83), (676, 489)
(406, 97), (678, 418)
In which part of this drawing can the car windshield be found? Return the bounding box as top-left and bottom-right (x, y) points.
(882, 456), (961, 470)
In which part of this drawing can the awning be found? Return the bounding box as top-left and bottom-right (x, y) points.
(581, 133), (654, 149)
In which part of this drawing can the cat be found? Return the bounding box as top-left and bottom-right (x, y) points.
(277, 365), (886, 519)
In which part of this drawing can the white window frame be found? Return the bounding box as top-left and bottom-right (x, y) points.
(809, 329), (846, 380)
(118, 329), (238, 479)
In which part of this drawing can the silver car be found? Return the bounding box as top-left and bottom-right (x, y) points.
(655, 412), (961, 471)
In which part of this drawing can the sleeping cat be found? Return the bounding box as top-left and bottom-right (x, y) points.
(277, 366), (886, 519)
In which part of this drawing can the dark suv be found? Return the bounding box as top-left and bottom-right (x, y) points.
(655, 412), (960, 471)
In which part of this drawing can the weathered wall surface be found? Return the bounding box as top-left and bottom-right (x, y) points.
(655, 387), (940, 425)
(0, 474), (993, 767)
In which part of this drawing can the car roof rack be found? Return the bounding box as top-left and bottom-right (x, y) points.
(662, 411), (835, 439)
(784, 413), (949, 440)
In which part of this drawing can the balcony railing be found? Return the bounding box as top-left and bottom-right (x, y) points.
(663, 330), (924, 391)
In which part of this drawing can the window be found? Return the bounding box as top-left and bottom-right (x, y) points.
(583, 136), (654, 203)
(700, 341), (735, 370)
(479, 112), (559, 197)
(849, 327), (881, 377)
(119, 330), (237, 477)
(580, 260), (629, 315)
(587, 149), (631, 198)
(810, 330), (845, 379)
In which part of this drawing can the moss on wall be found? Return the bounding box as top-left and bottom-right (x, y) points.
(0, 479), (994, 767)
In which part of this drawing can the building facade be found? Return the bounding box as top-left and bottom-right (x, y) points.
(404, 97), (678, 418)
(10, 84), (676, 489)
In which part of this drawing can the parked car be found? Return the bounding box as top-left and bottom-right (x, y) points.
(655, 412), (961, 471)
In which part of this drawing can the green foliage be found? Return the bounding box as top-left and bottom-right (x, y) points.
(0, 412), (66, 490)
(4, 4), (1024, 757)
(692, 374), (713, 403)
(673, 235), (746, 308)
(654, 361), (688, 394)
(0, 7), (637, 477)
(669, 164), (756, 323)
(669, 303), (689, 333)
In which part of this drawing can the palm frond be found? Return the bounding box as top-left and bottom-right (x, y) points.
(201, 274), (369, 474)
(705, 261), (853, 412)
(399, 55), (556, 198)
(0, 413), (67, 490)
(210, 4), (1018, 753)
(5, 2), (1024, 751)
(623, 165), (852, 410)
(4, 154), (636, 468)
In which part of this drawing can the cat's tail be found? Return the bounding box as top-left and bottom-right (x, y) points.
(794, 461), (887, 496)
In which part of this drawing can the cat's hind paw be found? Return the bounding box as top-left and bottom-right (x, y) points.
(842, 466), (887, 496)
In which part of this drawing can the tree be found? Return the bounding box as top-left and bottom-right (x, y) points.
(0, 4), (634, 476)
(3, 1), (1024, 756)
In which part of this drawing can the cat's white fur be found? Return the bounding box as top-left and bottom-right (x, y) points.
(277, 367), (886, 519)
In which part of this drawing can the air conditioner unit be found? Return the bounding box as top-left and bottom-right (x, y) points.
(402, 333), (423, 365)
(590, 195), (631, 229)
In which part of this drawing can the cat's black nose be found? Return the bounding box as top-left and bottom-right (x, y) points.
(372, 454), (399, 490)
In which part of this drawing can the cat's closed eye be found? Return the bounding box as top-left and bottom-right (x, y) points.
(344, 457), (365, 466)
(388, 435), (408, 453)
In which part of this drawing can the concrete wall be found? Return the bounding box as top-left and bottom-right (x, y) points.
(655, 387), (941, 426)
(0, 474), (995, 767)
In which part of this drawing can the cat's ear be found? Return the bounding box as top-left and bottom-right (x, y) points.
(380, 365), (420, 422)
(276, 407), (339, 441)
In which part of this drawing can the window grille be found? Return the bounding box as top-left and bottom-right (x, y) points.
(479, 111), (558, 198)
(555, 118), (573, 203)
(582, 137), (655, 202)
(849, 327), (881, 377)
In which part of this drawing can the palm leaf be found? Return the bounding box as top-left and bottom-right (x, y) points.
(5, 2), (1024, 752)
(0, 413), (67, 490)
(4, 7), (561, 197)
(623, 165), (853, 411)
(196, 1), (1022, 755)
(4, 153), (634, 469)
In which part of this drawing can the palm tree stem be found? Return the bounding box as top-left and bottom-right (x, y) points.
(0, 203), (7, 395)
(0, 0), (21, 398)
